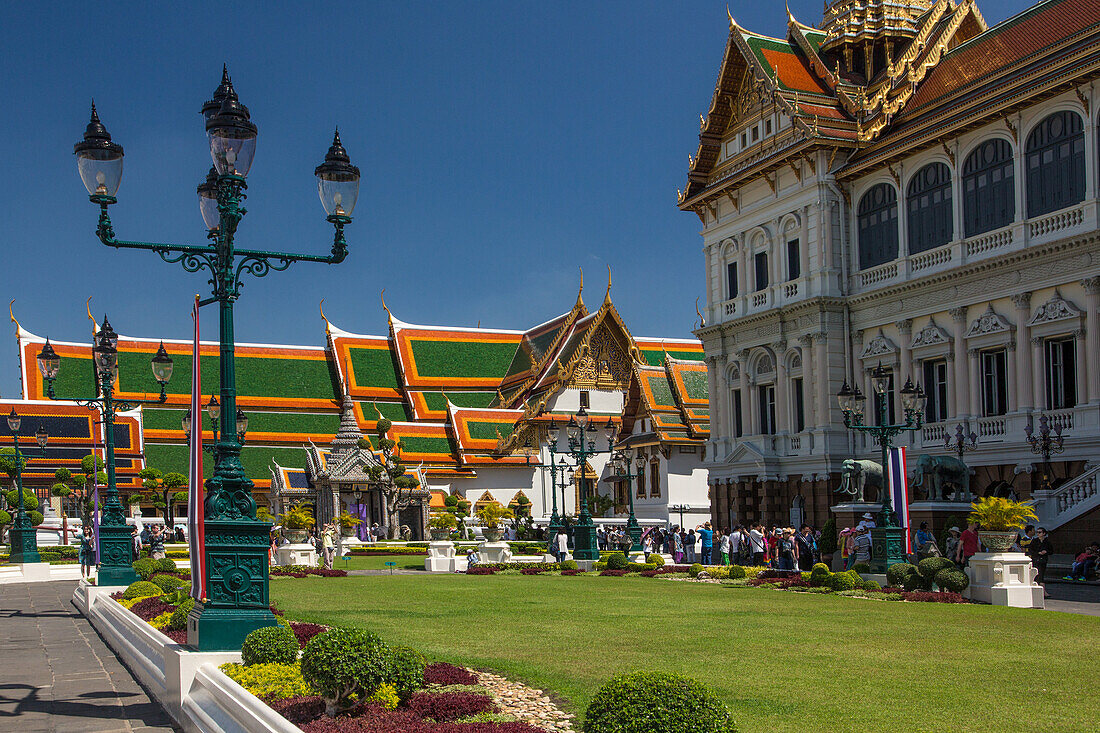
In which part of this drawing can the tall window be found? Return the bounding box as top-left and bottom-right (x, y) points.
(963, 139), (1015, 237)
(649, 460), (661, 498)
(923, 359), (949, 422)
(981, 349), (1008, 416)
(787, 239), (800, 280)
(754, 251), (769, 291)
(858, 183), (899, 269)
(726, 261), (738, 300)
(1045, 338), (1077, 409)
(907, 162), (953, 254)
(792, 377), (805, 432)
(758, 385), (776, 435)
(1026, 111), (1085, 218)
(731, 388), (743, 438)
(637, 462), (646, 497)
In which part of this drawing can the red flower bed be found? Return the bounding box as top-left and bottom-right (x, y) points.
(639, 570), (659, 577)
(599, 569), (628, 577)
(298, 703), (547, 732)
(164, 629), (188, 644)
(424, 663), (479, 686)
(560, 569), (583, 576)
(290, 622), (327, 648)
(466, 566), (497, 575)
(129, 597), (176, 621)
(271, 567), (348, 578)
(901, 591), (967, 603)
(520, 568), (547, 575)
(271, 696), (328, 725)
(407, 691), (495, 721)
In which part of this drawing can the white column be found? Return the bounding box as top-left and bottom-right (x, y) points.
(814, 332), (829, 430)
(1074, 328), (1088, 406)
(950, 307), (969, 417)
(1084, 278), (1100, 404)
(1084, 101), (1097, 201)
(1032, 336), (1046, 411)
(799, 335), (814, 430)
(1012, 120), (1025, 224)
(951, 140), (964, 242)
(1006, 341), (1017, 412)
(774, 341), (789, 434)
(1013, 292), (1033, 411)
(800, 205), (810, 278)
(738, 350), (752, 436)
(968, 348), (981, 418)
(896, 320), (913, 385)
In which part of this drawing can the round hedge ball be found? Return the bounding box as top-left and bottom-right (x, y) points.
(150, 574), (183, 593)
(301, 627), (391, 713)
(584, 671), (737, 733)
(168, 597), (194, 631)
(688, 563), (705, 578)
(647, 554), (666, 567)
(902, 572), (933, 592)
(385, 645), (426, 701)
(886, 562), (918, 587)
(122, 580), (163, 600)
(606, 552), (628, 571)
(917, 556), (955, 580)
(934, 568), (970, 593)
(242, 625), (300, 666)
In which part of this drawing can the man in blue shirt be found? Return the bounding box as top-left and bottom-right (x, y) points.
(696, 522), (714, 565)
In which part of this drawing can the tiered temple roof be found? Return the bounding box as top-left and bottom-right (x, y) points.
(620, 355), (711, 447)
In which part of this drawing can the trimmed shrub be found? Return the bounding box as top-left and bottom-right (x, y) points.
(647, 554), (666, 567)
(860, 579), (882, 591)
(809, 563), (831, 585)
(902, 572), (933, 592)
(27, 511), (44, 527)
(826, 572), (858, 592)
(424, 662), (479, 687)
(918, 556), (956, 581)
(290, 622), (326, 648)
(242, 625), (300, 666)
(407, 690), (495, 722)
(385, 645), (426, 701)
(300, 628), (390, 715)
(132, 558), (157, 580)
(219, 662), (314, 700)
(40, 552), (61, 562)
(560, 559), (578, 571)
(150, 574), (184, 593)
(728, 565), (747, 580)
(605, 552), (628, 571)
(168, 597), (194, 631)
(600, 569), (629, 577)
(593, 562), (608, 571)
(708, 566), (730, 580)
(584, 671), (737, 733)
(155, 558), (177, 573)
(688, 563), (704, 578)
(122, 580), (163, 600)
(886, 562), (918, 587)
(934, 568), (970, 593)
(852, 563), (872, 574)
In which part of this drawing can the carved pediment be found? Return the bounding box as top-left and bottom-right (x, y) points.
(965, 306), (1011, 338)
(860, 330), (897, 358)
(1028, 291), (1082, 326)
(571, 324), (631, 390)
(910, 318), (950, 348)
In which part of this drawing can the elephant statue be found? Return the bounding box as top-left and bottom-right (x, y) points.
(911, 454), (970, 502)
(837, 459), (883, 502)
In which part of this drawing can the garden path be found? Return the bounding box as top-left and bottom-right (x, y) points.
(0, 581), (177, 732)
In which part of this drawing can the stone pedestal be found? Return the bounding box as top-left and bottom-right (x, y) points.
(908, 501), (970, 536)
(276, 543), (318, 567)
(830, 502), (882, 531)
(17, 562), (52, 582)
(964, 552), (1044, 608)
(478, 541), (512, 564)
(425, 541), (455, 572)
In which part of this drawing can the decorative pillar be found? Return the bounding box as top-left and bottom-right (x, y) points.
(896, 320), (913, 385)
(1031, 336), (1046, 412)
(707, 356), (724, 454)
(798, 335), (814, 430)
(1013, 292), (1033, 411)
(950, 307), (969, 417)
(1074, 328), (1088, 406)
(774, 341), (789, 434)
(737, 350), (753, 435)
(946, 352), (957, 418)
(1083, 278), (1100, 404)
(968, 348), (981, 418)
(814, 331), (829, 430)
(1006, 340), (1018, 412)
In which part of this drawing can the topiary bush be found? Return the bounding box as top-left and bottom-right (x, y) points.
(300, 627), (391, 716)
(647, 554), (666, 567)
(934, 568), (970, 593)
(27, 510), (44, 527)
(860, 579), (882, 591)
(155, 558), (177, 573)
(918, 556), (956, 581)
(852, 563), (872, 574)
(122, 580), (163, 600)
(132, 558), (157, 580)
(605, 552), (628, 571)
(385, 645), (426, 701)
(728, 565), (747, 579)
(826, 572), (858, 592)
(809, 563), (831, 585)
(688, 563), (704, 578)
(560, 559), (578, 571)
(903, 572), (933, 592)
(886, 562), (918, 588)
(150, 574), (183, 593)
(168, 597), (194, 631)
(584, 671), (737, 733)
(242, 625), (300, 666)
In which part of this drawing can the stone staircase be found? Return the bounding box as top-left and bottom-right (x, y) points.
(1032, 464), (1100, 531)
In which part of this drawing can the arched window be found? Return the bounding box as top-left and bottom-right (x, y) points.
(858, 183), (899, 269)
(963, 139), (1015, 237)
(907, 163), (953, 254)
(1026, 111), (1085, 218)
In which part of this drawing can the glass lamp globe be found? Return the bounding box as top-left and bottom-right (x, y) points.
(35, 425), (48, 449)
(74, 103), (123, 197)
(197, 167), (220, 231)
(37, 340), (60, 381)
(7, 409), (21, 433)
(206, 396), (221, 421)
(205, 77), (257, 177)
(151, 342), (174, 384)
(315, 129), (360, 218)
(181, 408), (192, 434)
(236, 408), (248, 437)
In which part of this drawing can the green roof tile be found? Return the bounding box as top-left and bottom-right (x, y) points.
(348, 346), (402, 391)
(410, 340), (517, 380)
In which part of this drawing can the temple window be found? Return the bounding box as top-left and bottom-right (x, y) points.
(726, 261), (738, 300)
(980, 349), (1009, 417)
(754, 251), (768, 291)
(963, 138), (1015, 237)
(786, 239), (800, 281)
(857, 183), (899, 270)
(907, 162), (953, 254)
(923, 359), (949, 423)
(649, 459), (661, 498)
(1026, 110), (1085, 218)
(1045, 337), (1077, 409)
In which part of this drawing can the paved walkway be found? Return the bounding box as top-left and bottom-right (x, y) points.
(1043, 579), (1100, 616)
(0, 581), (176, 732)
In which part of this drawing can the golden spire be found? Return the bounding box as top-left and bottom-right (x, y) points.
(695, 297), (705, 328)
(319, 298), (330, 335)
(380, 289), (392, 325)
(727, 6), (738, 30)
(86, 297), (98, 335)
(8, 300), (20, 334)
(603, 264), (612, 306)
(575, 267), (585, 309)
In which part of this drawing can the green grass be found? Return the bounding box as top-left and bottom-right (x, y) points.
(270, 574), (1100, 733)
(334, 555), (426, 571)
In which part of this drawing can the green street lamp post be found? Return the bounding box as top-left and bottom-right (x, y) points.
(836, 365), (927, 572)
(539, 408), (617, 562)
(4, 410), (49, 564)
(39, 327), (172, 585)
(535, 436), (564, 539)
(74, 68), (359, 650)
(1025, 413), (1065, 492)
(609, 449), (644, 553)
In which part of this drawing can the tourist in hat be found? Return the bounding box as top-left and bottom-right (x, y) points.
(944, 526), (962, 565)
(852, 526), (872, 566)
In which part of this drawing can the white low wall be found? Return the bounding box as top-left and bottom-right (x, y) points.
(0, 561), (82, 585)
(73, 583), (301, 733)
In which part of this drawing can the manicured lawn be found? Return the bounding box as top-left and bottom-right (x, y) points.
(332, 554), (426, 571)
(270, 573), (1099, 732)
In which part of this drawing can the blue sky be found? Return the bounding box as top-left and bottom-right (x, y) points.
(1, 0), (1032, 397)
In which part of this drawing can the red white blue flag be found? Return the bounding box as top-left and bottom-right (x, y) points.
(188, 296), (206, 601)
(887, 447), (912, 554)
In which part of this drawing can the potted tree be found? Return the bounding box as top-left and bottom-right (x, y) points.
(429, 512), (457, 540)
(281, 505), (316, 543)
(968, 497), (1037, 552)
(337, 510), (361, 538)
(476, 502), (514, 542)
